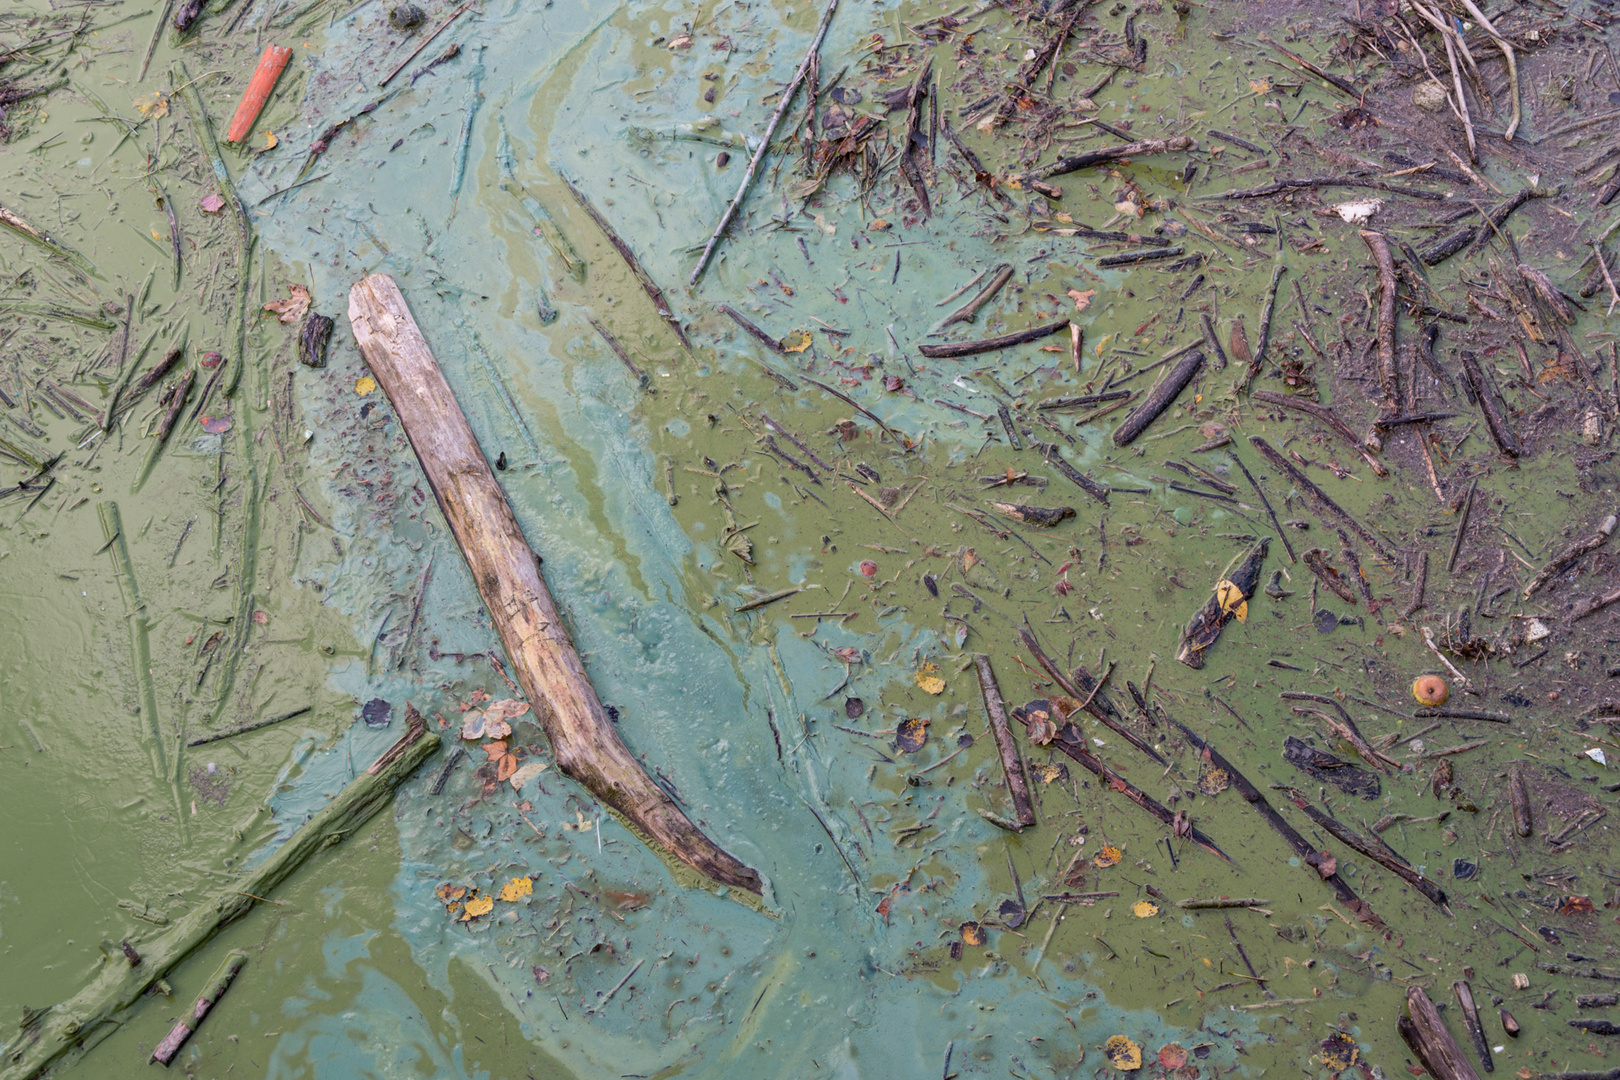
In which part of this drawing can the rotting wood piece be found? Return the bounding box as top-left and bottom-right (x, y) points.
(1020, 714), (1231, 863)
(1453, 980), (1494, 1073)
(1402, 985), (1485, 1080)
(919, 319), (1069, 359)
(1008, 136), (1196, 186)
(1284, 790), (1450, 912)
(151, 950), (248, 1065)
(1113, 349), (1204, 446)
(1177, 539), (1268, 669)
(972, 655), (1036, 828)
(1250, 390), (1387, 477)
(348, 274), (761, 894)
(1034, 442), (1111, 504)
(1282, 736), (1381, 799)
(0, 715), (438, 1080)
(1248, 436), (1396, 563)
(1361, 230), (1402, 423)
(988, 501), (1074, 527)
(1165, 715), (1385, 930)
(1523, 517), (1615, 599)
(1458, 350), (1522, 459)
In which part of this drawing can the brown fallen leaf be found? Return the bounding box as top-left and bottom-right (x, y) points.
(263, 283), (311, 324)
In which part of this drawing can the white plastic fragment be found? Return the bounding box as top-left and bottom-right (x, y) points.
(1334, 198), (1383, 224)
(1586, 747), (1608, 767)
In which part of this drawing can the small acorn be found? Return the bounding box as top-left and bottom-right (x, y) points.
(1413, 676), (1449, 706)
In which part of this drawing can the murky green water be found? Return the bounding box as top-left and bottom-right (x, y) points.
(5, 0), (1620, 1076)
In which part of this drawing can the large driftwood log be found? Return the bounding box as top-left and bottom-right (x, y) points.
(347, 273), (761, 895)
(1, 716), (439, 1080)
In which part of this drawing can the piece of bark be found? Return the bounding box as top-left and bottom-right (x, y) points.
(1177, 539), (1267, 668)
(933, 263), (1012, 332)
(1571, 1020), (1620, 1036)
(1508, 764), (1532, 837)
(151, 951), (248, 1066)
(0, 717), (438, 1080)
(1458, 350), (1523, 458)
(988, 501), (1073, 526)
(1361, 231), (1402, 420)
(1113, 349), (1204, 446)
(348, 273), (760, 894)
(1405, 985), (1485, 1080)
(298, 313), (333, 368)
(1282, 736), (1381, 798)
(973, 655), (1035, 828)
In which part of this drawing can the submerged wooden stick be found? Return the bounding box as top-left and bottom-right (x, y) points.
(151, 950), (248, 1065)
(0, 717), (438, 1080)
(973, 655), (1036, 828)
(689, 0), (840, 286)
(347, 274), (761, 894)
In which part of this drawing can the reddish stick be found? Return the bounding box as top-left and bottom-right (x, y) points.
(225, 45), (293, 143)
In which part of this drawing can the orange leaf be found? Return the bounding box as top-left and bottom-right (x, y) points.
(496, 753), (518, 782)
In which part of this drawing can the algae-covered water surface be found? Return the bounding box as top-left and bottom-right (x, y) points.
(4, 0), (1620, 1076)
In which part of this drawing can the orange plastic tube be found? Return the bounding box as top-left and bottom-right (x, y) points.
(225, 45), (293, 143)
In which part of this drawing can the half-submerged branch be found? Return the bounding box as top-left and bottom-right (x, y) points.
(973, 655), (1036, 828)
(348, 274), (761, 894)
(0, 717), (439, 1080)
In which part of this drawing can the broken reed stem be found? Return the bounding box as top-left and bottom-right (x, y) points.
(689, 0), (839, 287)
(99, 502), (166, 781)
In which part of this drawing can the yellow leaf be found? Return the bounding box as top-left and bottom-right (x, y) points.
(1093, 844), (1122, 868)
(355, 375), (377, 395)
(915, 662), (945, 695)
(1132, 900), (1159, 918)
(461, 894), (494, 920)
(263, 130), (278, 150)
(151, 229), (165, 242)
(869, 218), (891, 231)
(782, 330), (812, 353)
(1249, 78), (1272, 94)
(497, 876), (533, 902)
(1214, 579), (1247, 622)
(1105, 1035), (1143, 1071)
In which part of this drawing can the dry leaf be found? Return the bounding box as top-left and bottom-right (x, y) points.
(1105, 1035), (1143, 1071)
(1093, 845), (1122, 868)
(1067, 288), (1096, 313)
(915, 662), (945, 695)
(461, 894), (494, 920)
(495, 753), (518, 782)
(1214, 579), (1248, 622)
(782, 330), (812, 353)
(355, 375), (377, 395)
(262, 283), (311, 324)
(135, 92), (169, 119)
(507, 760), (548, 789)
(1159, 1045), (1189, 1070)
(497, 876), (533, 902)
(1132, 900), (1159, 918)
(199, 193), (225, 214)
(262, 130), (278, 150)
(960, 921), (985, 946)
(561, 810), (594, 832)
(1320, 1034), (1358, 1071)
(896, 716), (930, 752)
